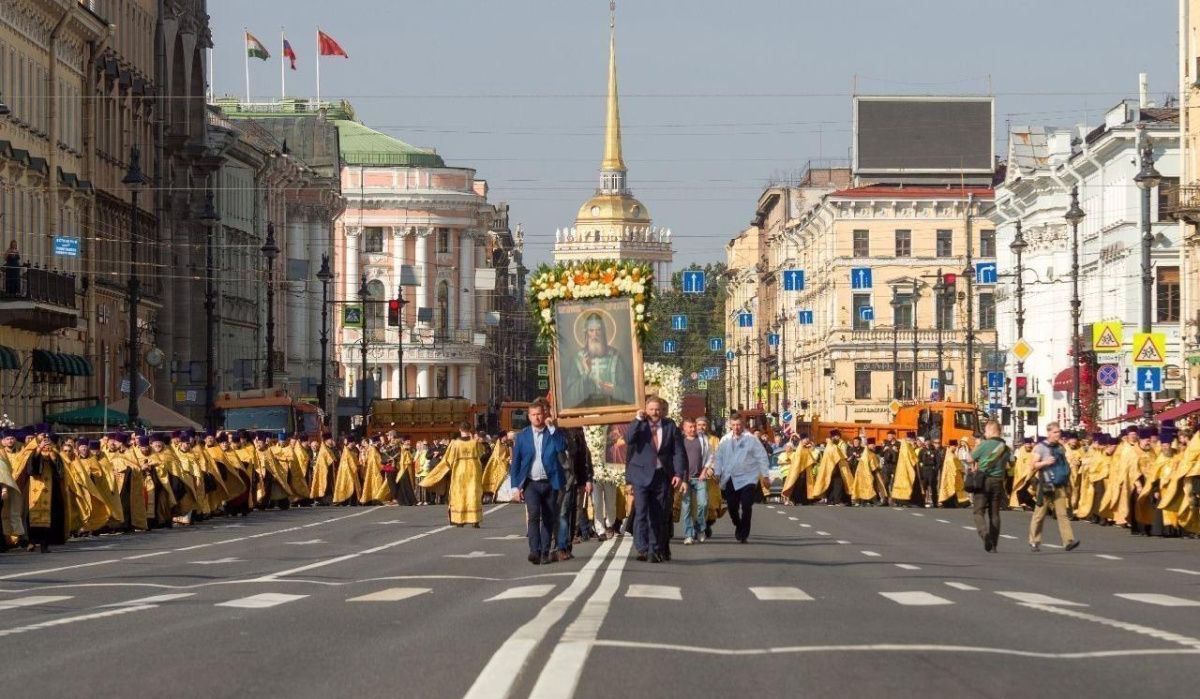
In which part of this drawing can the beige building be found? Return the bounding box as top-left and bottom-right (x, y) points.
(724, 224), (761, 412)
(1177, 0), (1200, 395)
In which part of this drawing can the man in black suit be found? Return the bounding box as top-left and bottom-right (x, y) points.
(623, 395), (686, 563)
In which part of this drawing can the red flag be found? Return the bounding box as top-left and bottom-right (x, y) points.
(317, 30), (348, 58)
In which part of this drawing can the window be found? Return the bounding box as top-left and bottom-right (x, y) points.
(436, 228), (450, 253)
(1158, 177), (1179, 222)
(979, 229), (996, 257)
(895, 370), (914, 400)
(894, 229), (911, 257)
(363, 227), (384, 253)
(936, 229), (953, 257)
(852, 293), (872, 330)
(366, 279), (386, 341)
(978, 292), (996, 330)
(852, 229), (869, 257)
(436, 280), (450, 331)
(936, 292), (954, 330)
(1157, 266), (1180, 322)
(892, 292), (914, 329)
(854, 367), (872, 400)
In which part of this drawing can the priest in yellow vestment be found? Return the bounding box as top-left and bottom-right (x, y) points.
(432, 425), (485, 526)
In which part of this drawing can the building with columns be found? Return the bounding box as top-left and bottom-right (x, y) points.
(551, 5), (674, 289)
(1176, 1), (1200, 403)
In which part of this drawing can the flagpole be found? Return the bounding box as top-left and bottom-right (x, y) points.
(280, 26), (286, 100)
(315, 27), (321, 105)
(243, 27), (250, 102)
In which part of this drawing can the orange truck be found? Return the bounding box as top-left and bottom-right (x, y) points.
(367, 398), (479, 440)
(796, 401), (984, 445)
(215, 388), (323, 439)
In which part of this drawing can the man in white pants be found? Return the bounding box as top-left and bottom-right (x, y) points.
(592, 474), (618, 540)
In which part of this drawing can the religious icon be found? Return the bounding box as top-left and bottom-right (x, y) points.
(551, 297), (644, 426)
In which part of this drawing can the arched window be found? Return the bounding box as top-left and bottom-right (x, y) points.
(436, 280), (450, 333)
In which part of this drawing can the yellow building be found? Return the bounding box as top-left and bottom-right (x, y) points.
(1176, 0), (1200, 396)
(786, 185), (998, 423)
(724, 225), (762, 412)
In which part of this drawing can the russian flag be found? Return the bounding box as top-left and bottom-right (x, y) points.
(283, 38), (297, 70)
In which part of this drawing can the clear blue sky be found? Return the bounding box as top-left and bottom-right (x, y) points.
(210, 0), (1177, 268)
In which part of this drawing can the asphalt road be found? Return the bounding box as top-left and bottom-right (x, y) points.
(1, 500), (1198, 698)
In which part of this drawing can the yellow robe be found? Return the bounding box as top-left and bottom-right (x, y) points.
(1066, 445), (1085, 511)
(1074, 450), (1110, 520)
(937, 449), (970, 506)
(436, 439), (484, 524)
(360, 445), (391, 504)
(850, 448), (881, 503)
(810, 440), (852, 500)
(890, 442), (919, 501)
(64, 453), (112, 533)
(332, 446), (363, 504)
(780, 447), (814, 503)
(481, 442), (511, 495)
(1155, 453), (1186, 527)
(208, 446), (250, 503)
(1130, 447), (1159, 527)
(106, 450), (149, 531)
(23, 449), (71, 540)
(1009, 448), (1036, 509)
(0, 451), (25, 544)
(255, 447), (298, 502)
(309, 444), (336, 500)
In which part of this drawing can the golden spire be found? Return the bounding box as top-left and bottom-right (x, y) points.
(601, 0), (626, 173)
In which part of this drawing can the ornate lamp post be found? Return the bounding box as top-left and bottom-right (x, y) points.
(1133, 134), (1162, 423)
(121, 147), (146, 423)
(1009, 220), (1028, 442)
(198, 191), (220, 431)
(316, 254), (333, 419)
(890, 289), (901, 398)
(358, 274), (371, 432)
(1065, 185), (1086, 428)
(261, 223), (279, 388)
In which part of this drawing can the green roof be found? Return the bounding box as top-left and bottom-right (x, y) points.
(333, 120), (445, 168)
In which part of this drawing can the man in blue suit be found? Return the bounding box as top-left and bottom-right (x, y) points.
(509, 398), (568, 565)
(624, 396), (686, 562)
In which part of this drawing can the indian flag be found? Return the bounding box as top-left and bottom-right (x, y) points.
(246, 32), (269, 61)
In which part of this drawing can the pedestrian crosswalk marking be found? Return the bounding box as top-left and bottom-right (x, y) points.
(217, 593), (308, 609)
(895, 564), (921, 570)
(995, 592), (1084, 607)
(788, 517), (799, 521)
(1167, 568), (1200, 576)
(0, 595), (73, 611)
(861, 551), (881, 557)
(103, 593), (195, 607)
(1114, 593), (1200, 607)
(626, 585), (681, 601)
(800, 524), (812, 528)
(445, 551), (504, 559)
(486, 585), (556, 602)
(1095, 554), (1122, 561)
(880, 591), (953, 606)
(749, 587), (813, 601)
(945, 582), (979, 591)
(348, 588), (432, 603)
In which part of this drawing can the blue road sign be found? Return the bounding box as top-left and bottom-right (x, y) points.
(663, 339), (678, 354)
(781, 410), (794, 423)
(737, 312), (753, 328)
(931, 378), (941, 389)
(1097, 364), (1119, 387)
(782, 269), (806, 291)
(989, 402), (1003, 412)
(1136, 366), (1162, 393)
(797, 310), (814, 325)
(976, 262), (998, 285)
(725, 350), (736, 362)
(859, 306), (874, 322)
(709, 337), (724, 352)
(53, 236), (80, 257)
(682, 270), (706, 294)
(851, 267), (873, 289)
(767, 333), (780, 347)
(671, 314), (688, 331)
(987, 371), (1005, 390)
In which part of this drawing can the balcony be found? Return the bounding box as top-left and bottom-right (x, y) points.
(0, 265), (79, 332)
(1164, 184), (1200, 224)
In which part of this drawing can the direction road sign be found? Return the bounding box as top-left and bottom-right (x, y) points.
(782, 269), (806, 291)
(1096, 364), (1119, 387)
(987, 371), (1004, 390)
(767, 333), (780, 347)
(930, 378), (941, 389)
(1092, 321), (1123, 352)
(1132, 332), (1166, 366)
(781, 410), (794, 423)
(797, 310), (814, 325)
(682, 270), (706, 294)
(119, 372), (152, 398)
(975, 262), (997, 285)
(709, 337), (724, 352)
(851, 267), (873, 289)
(1011, 338), (1033, 362)
(726, 350), (736, 361)
(662, 340), (677, 354)
(1136, 366), (1162, 393)
(53, 236), (80, 257)
(671, 314), (688, 331)
(737, 312), (753, 328)
(859, 306), (875, 322)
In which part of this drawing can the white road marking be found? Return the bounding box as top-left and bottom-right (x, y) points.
(626, 584), (682, 600)
(800, 524), (812, 528)
(347, 588), (431, 602)
(0, 559), (118, 582)
(1167, 568), (1200, 576)
(463, 537), (616, 699)
(486, 534), (526, 541)
(776, 510), (786, 515)
(487, 585), (557, 602)
(911, 512), (924, 517)
(999, 534), (1017, 540)
(216, 524), (244, 528)
(1114, 593), (1200, 607)
(0, 605), (156, 638)
(936, 519), (950, 524)
(103, 593), (195, 606)
(1044, 543), (1063, 549)
(1095, 554), (1123, 561)
(74, 544), (117, 551)
(173, 508), (378, 553)
(284, 539), (325, 546)
(216, 593), (308, 609)
(749, 586), (813, 601)
(816, 531), (831, 536)
(377, 520), (406, 524)
(861, 551), (881, 557)
(0, 595), (73, 610)
(836, 540), (851, 545)
(445, 551), (504, 559)
(996, 592), (1085, 607)
(588, 639), (1200, 659)
(945, 582), (979, 591)
(261, 526), (454, 579)
(788, 517), (799, 521)
(1022, 603), (1200, 649)
(962, 526), (975, 530)
(189, 557), (243, 565)
(879, 591), (953, 606)
(895, 564), (921, 571)
(125, 551), (171, 560)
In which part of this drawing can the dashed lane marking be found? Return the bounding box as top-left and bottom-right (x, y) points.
(936, 519), (950, 524)
(749, 586), (813, 601)
(895, 564), (921, 571)
(1095, 554), (1123, 561)
(486, 585), (556, 602)
(1114, 593), (1200, 607)
(0, 595), (73, 610)
(189, 557), (243, 565)
(879, 591), (953, 606)
(788, 517), (799, 521)
(996, 592), (1085, 607)
(836, 540), (851, 545)
(626, 585), (681, 601)
(216, 593), (308, 609)
(800, 524), (812, 528)
(945, 582), (979, 591)
(861, 551), (881, 558)
(1167, 568), (1200, 576)
(102, 593), (195, 606)
(816, 531), (830, 536)
(347, 588), (431, 603)
(0, 605), (155, 638)
(999, 534), (1017, 540)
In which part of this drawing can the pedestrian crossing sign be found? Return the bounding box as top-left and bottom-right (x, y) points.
(1132, 332), (1166, 366)
(1091, 321), (1123, 352)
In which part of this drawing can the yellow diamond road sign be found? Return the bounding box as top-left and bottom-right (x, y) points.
(1011, 338), (1033, 362)
(888, 399), (903, 415)
(1092, 321), (1123, 352)
(1132, 332), (1166, 366)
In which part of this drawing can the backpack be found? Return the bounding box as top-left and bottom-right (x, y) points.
(1041, 442), (1070, 488)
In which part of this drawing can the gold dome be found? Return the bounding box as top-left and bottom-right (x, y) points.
(575, 192), (651, 226)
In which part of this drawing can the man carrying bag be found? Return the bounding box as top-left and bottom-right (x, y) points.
(965, 420), (1008, 553)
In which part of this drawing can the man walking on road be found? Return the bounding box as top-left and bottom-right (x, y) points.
(624, 396), (686, 563)
(679, 418), (713, 545)
(713, 415), (770, 543)
(1028, 422), (1080, 553)
(966, 420), (1009, 552)
(509, 399), (568, 565)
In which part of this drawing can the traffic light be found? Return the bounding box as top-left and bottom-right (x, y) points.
(942, 273), (957, 287)
(1014, 374), (1028, 402)
(387, 299), (401, 326)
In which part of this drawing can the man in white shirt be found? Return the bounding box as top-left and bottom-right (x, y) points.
(713, 416), (770, 543)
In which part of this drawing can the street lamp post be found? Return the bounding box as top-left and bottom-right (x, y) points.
(1010, 220), (1028, 442)
(934, 269), (949, 399)
(1065, 185), (1086, 428)
(198, 191), (220, 432)
(1134, 133), (1162, 423)
(122, 147), (146, 424)
(777, 312), (789, 411)
(742, 338), (751, 411)
(965, 193), (976, 407)
(911, 280), (920, 398)
(358, 274), (371, 432)
(261, 223), (279, 388)
(316, 254), (333, 420)
(890, 289), (900, 398)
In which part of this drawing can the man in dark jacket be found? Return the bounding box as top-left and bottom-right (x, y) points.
(554, 427), (594, 560)
(918, 437), (944, 508)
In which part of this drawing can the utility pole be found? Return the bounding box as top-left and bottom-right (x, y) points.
(1010, 220), (1028, 443)
(1065, 185), (1086, 428)
(1134, 132), (1162, 424)
(965, 193), (976, 406)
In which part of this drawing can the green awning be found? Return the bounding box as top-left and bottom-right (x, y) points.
(63, 354), (82, 376)
(76, 355), (94, 377)
(31, 349), (53, 372)
(0, 345), (18, 370)
(47, 404), (136, 427)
